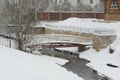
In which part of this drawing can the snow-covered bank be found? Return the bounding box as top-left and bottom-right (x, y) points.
(0, 46), (83, 80)
(41, 55), (69, 65)
(80, 48), (120, 80)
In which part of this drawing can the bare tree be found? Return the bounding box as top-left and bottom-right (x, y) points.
(76, 0), (83, 11)
(37, 0), (49, 11)
(5, 0), (36, 51)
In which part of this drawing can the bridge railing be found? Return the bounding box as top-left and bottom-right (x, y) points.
(46, 24), (116, 36)
(29, 34), (93, 45)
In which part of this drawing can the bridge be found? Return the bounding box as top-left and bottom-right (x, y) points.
(30, 34), (93, 45)
(25, 34), (93, 52)
(25, 23), (116, 52)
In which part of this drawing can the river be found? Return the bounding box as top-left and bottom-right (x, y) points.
(42, 48), (109, 80)
(63, 58), (108, 80)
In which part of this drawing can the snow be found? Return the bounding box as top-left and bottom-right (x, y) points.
(52, 17), (116, 29)
(2, 17), (120, 80)
(0, 46), (83, 80)
(80, 48), (120, 80)
(56, 47), (78, 53)
(41, 55), (69, 65)
(36, 17), (120, 80)
(29, 34), (93, 46)
(42, 17), (117, 36)
(64, 18), (120, 80)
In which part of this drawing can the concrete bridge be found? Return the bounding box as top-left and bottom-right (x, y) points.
(30, 34), (92, 45)
(25, 24), (116, 52)
(28, 34), (93, 51)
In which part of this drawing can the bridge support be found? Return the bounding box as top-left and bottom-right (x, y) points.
(93, 35), (100, 52)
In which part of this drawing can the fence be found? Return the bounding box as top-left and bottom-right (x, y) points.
(37, 12), (105, 21)
(0, 37), (10, 47)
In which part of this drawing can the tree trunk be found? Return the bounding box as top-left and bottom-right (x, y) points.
(18, 38), (23, 51)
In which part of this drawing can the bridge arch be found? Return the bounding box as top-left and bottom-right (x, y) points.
(25, 23), (116, 52)
(25, 34), (94, 52)
(30, 34), (93, 45)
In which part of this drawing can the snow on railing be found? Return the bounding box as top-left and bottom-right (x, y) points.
(29, 34), (93, 45)
(46, 24), (116, 36)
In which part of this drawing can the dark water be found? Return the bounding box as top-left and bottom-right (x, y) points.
(63, 59), (109, 80)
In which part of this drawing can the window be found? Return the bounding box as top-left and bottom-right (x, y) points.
(109, 0), (119, 9)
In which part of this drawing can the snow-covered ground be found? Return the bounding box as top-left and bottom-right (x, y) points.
(0, 46), (83, 80)
(80, 48), (120, 80)
(41, 55), (69, 65)
(1, 17), (120, 80)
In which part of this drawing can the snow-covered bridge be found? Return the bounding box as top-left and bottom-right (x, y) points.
(46, 24), (116, 36)
(26, 18), (116, 52)
(24, 34), (94, 52)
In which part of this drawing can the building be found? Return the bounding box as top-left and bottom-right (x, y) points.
(35, 0), (120, 21)
(9, 0), (120, 21)
(105, 0), (120, 20)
